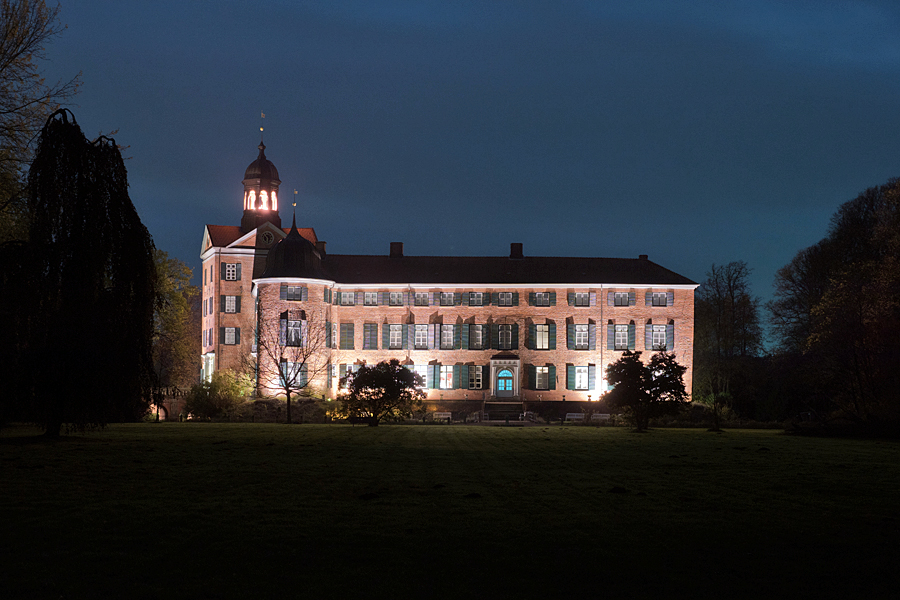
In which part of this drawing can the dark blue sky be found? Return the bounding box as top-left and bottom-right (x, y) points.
(44, 1), (900, 302)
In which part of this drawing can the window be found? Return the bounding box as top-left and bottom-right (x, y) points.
(575, 324), (589, 350)
(389, 292), (403, 306)
(470, 324), (484, 350)
(330, 323), (337, 349)
(498, 292), (513, 306)
(363, 323), (378, 350)
(652, 325), (667, 350)
(340, 292), (355, 306)
(499, 324), (512, 350)
(574, 292), (589, 307)
(203, 298), (207, 316)
(575, 366), (588, 390)
(614, 292), (629, 307)
(414, 292), (429, 306)
(280, 361), (306, 387)
(224, 295), (237, 313)
(339, 323), (354, 349)
(224, 327), (237, 345)
(389, 324), (403, 349)
(440, 292), (454, 306)
(469, 292), (483, 306)
(286, 320), (303, 346)
(413, 365), (429, 388)
(364, 292), (378, 306)
(534, 292), (550, 306)
(284, 286), (304, 301)
(534, 324), (549, 350)
(440, 324), (454, 349)
(224, 263), (239, 281)
(469, 365), (483, 389)
(208, 297), (213, 315)
(439, 365), (454, 389)
(535, 366), (549, 390)
(615, 324), (629, 351)
(651, 292), (667, 307)
(414, 324), (428, 349)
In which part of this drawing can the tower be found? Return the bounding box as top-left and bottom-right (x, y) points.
(240, 141), (282, 232)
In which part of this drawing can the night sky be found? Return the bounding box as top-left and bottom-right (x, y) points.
(42, 1), (900, 302)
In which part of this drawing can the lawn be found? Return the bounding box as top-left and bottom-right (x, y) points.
(1, 423), (898, 599)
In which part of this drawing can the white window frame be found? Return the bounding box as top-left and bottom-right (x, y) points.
(575, 292), (589, 307)
(414, 324), (428, 349)
(535, 366), (549, 390)
(364, 292), (378, 306)
(499, 324), (512, 350)
(439, 365), (453, 389)
(389, 324), (403, 350)
(340, 292), (355, 306)
(615, 324), (629, 350)
(225, 327), (236, 345)
(440, 324), (454, 349)
(414, 365), (429, 389)
(575, 324), (589, 350)
(575, 366), (589, 390)
(469, 292), (483, 306)
(534, 324), (549, 350)
(414, 292), (429, 306)
(471, 325), (484, 350)
(286, 286), (303, 301)
(287, 320), (304, 347)
(498, 292), (513, 306)
(440, 292), (454, 306)
(225, 263), (237, 281)
(469, 365), (483, 389)
(225, 295), (236, 313)
(389, 292), (403, 306)
(652, 292), (667, 307)
(614, 292), (629, 307)
(652, 324), (667, 350)
(534, 292), (550, 306)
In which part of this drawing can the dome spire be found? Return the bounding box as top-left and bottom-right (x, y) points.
(240, 131), (282, 233)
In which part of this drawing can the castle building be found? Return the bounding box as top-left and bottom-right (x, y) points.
(201, 142), (697, 415)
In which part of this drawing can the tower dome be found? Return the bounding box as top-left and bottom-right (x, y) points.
(240, 141), (282, 232)
(261, 214), (324, 279)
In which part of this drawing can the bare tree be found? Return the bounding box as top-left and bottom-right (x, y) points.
(254, 305), (329, 424)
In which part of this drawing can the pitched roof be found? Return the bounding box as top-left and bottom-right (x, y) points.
(320, 254), (696, 286)
(205, 224), (318, 247)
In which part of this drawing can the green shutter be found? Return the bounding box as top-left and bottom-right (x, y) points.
(527, 365), (536, 390)
(567, 292), (575, 306)
(666, 322), (675, 350)
(235, 264), (241, 280)
(279, 318), (287, 345)
(607, 321), (615, 350)
(220, 263), (226, 280)
(608, 292), (614, 306)
(491, 324), (500, 349)
(325, 321), (331, 348)
(645, 321), (653, 350)
(382, 324), (390, 349)
(454, 292), (462, 305)
(234, 328), (240, 344)
(549, 292), (556, 306)
(588, 323), (596, 351)
(483, 364), (491, 389)
(628, 291), (636, 306)
(235, 296), (241, 313)
(461, 324), (469, 349)
(528, 292), (535, 306)
(548, 323), (556, 350)
(428, 324), (436, 350)
(301, 287), (308, 301)
(589, 292), (596, 307)
(459, 365), (469, 389)
(453, 365), (461, 389)
(527, 324), (535, 349)
(588, 365), (596, 390)
(454, 325), (462, 349)
(219, 327), (224, 344)
(511, 324), (518, 349)
(628, 322), (636, 350)
(566, 365), (575, 390)
(645, 290), (652, 306)
(461, 293), (469, 306)
(512, 292), (519, 306)
(220, 295), (225, 312)
(491, 292), (499, 306)
(280, 284), (287, 300)
(667, 291), (674, 306)
(567, 324), (574, 349)
(402, 324), (409, 350)
(549, 365), (556, 389)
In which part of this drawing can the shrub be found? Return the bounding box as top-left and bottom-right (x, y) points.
(184, 370), (251, 420)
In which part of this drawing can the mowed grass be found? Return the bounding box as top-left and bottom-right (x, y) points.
(1, 424), (898, 600)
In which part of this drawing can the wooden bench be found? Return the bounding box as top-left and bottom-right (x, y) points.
(432, 412), (452, 422)
(565, 413), (585, 423)
(591, 413), (611, 422)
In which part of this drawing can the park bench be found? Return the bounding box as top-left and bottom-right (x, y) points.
(591, 413), (611, 422)
(432, 412), (452, 422)
(564, 413), (584, 423)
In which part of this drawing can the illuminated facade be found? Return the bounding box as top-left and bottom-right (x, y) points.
(201, 142), (698, 413)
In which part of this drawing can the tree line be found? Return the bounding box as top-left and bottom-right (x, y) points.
(694, 178), (900, 433)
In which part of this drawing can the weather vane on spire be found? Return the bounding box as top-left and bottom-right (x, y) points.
(260, 111), (265, 141)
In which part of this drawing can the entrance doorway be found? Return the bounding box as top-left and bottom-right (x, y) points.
(497, 368), (514, 397)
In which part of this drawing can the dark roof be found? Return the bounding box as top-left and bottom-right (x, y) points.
(318, 254), (696, 285)
(243, 142), (280, 184)
(261, 216), (325, 279)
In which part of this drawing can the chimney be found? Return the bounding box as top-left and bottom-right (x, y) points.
(316, 241), (326, 255)
(510, 242), (524, 259)
(390, 241), (404, 258)
(638, 254), (648, 261)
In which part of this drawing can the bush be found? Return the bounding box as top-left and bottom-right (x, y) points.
(183, 370), (251, 420)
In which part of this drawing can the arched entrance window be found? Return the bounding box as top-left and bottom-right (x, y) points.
(497, 369), (514, 397)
